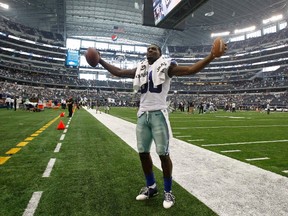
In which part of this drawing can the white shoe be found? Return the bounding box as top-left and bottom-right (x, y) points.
(163, 191), (175, 209)
(136, 185), (158, 200)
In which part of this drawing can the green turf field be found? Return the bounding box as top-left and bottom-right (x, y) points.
(109, 107), (288, 177)
(0, 107), (287, 215)
(0, 108), (216, 216)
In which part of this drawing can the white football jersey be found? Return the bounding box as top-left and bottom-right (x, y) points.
(138, 65), (171, 113)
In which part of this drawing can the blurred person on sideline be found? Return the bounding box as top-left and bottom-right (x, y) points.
(5, 96), (12, 109)
(14, 96), (17, 111)
(67, 96), (74, 117)
(266, 103), (270, 114)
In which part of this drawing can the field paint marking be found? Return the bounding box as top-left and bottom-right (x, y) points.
(202, 140), (288, 147)
(283, 170), (288, 173)
(54, 143), (62, 153)
(172, 119), (218, 122)
(0, 156), (11, 165)
(30, 133), (39, 137)
(66, 125), (69, 128)
(22, 191), (43, 216)
(42, 158), (56, 177)
(60, 134), (65, 141)
(6, 148), (21, 155)
(175, 135), (191, 138)
(246, 157), (270, 161)
(215, 116), (251, 119)
(17, 142), (29, 147)
(170, 117), (218, 121)
(25, 137), (34, 141)
(85, 107), (288, 216)
(63, 129), (68, 133)
(188, 139), (204, 142)
(174, 125), (288, 129)
(221, 150), (241, 153)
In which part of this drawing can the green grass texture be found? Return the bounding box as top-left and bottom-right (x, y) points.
(0, 108), (217, 216)
(109, 107), (288, 177)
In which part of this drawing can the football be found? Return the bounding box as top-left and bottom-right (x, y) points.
(212, 37), (225, 58)
(85, 47), (100, 67)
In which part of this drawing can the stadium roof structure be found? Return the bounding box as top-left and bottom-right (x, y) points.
(0, 0), (287, 46)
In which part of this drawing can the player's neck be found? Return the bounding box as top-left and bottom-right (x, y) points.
(148, 58), (158, 65)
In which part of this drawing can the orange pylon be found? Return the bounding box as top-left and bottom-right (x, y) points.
(57, 120), (66, 130)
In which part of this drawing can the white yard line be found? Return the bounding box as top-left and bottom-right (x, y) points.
(246, 157), (270, 161)
(174, 125), (288, 129)
(85, 108), (288, 216)
(22, 191), (43, 216)
(220, 150), (241, 153)
(60, 134), (65, 141)
(54, 143), (62, 153)
(42, 158), (56, 177)
(215, 116), (250, 119)
(202, 140), (288, 147)
(175, 135), (191, 138)
(188, 139), (204, 142)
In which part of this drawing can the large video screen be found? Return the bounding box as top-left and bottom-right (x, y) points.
(65, 49), (80, 67)
(153, 0), (182, 25)
(143, 0), (209, 30)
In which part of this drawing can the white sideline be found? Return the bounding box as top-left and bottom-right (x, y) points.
(85, 108), (288, 216)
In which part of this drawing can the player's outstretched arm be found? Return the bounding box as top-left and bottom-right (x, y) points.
(99, 58), (136, 78)
(168, 37), (227, 77)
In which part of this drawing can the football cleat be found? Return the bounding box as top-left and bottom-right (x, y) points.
(163, 191), (175, 209)
(136, 185), (159, 200)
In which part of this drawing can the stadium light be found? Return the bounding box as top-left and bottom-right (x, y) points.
(211, 31), (230, 38)
(205, 11), (214, 17)
(134, 2), (139, 10)
(234, 26), (256, 34)
(263, 14), (283, 24)
(0, 2), (9, 9)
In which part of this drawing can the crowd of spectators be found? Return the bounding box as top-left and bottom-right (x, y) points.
(168, 27), (288, 57)
(0, 17), (64, 47)
(0, 17), (287, 111)
(1, 80), (287, 112)
(168, 91), (288, 112)
(1, 65), (287, 94)
(0, 67), (133, 89)
(0, 80), (136, 109)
